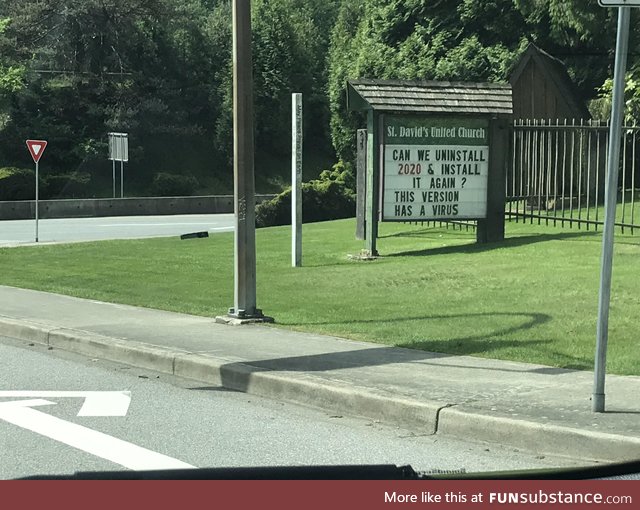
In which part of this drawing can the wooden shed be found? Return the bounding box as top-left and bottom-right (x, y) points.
(509, 43), (591, 121)
(506, 44), (607, 212)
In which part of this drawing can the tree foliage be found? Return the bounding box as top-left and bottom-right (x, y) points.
(328, 0), (528, 160)
(0, 0), (637, 198)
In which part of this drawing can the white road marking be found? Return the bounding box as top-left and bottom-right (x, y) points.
(0, 399), (195, 471)
(0, 391), (131, 416)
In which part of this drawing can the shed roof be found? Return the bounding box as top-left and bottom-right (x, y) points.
(509, 43), (591, 119)
(347, 79), (513, 116)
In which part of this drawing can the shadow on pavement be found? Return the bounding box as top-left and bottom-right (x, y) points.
(213, 311), (592, 394)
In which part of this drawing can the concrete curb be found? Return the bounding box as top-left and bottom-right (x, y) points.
(2, 316), (638, 463)
(0, 317), (442, 435)
(438, 407), (640, 464)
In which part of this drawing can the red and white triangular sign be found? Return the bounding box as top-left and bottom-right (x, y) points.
(26, 140), (48, 163)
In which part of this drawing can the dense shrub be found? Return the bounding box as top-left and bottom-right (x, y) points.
(42, 172), (92, 199)
(150, 172), (200, 197)
(255, 161), (355, 228)
(0, 167), (34, 200)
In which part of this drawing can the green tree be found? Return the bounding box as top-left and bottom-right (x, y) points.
(328, 0), (525, 161)
(0, 0), (234, 192)
(0, 17), (25, 135)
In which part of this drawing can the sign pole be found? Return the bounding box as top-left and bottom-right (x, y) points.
(593, 6), (631, 413)
(292, 93), (303, 267)
(26, 140), (47, 243)
(35, 160), (39, 243)
(108, 132), (128, 198)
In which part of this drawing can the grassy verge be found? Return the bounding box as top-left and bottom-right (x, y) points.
(1, 219), (639, 375)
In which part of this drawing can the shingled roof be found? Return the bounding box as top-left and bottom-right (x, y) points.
(347, 79), (513, 116)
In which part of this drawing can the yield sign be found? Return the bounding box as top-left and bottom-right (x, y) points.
(26, 139), (48, 163)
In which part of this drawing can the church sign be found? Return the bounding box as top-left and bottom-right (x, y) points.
(382, 116), (489, 221)
(347, 79), (512, 255)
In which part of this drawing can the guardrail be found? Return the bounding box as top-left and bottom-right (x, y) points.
(0, 195), (276, 220)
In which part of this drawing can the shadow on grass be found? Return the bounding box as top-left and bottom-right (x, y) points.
(386, 231), (598, 258)
(287, 312), (549, 340)
(216, 311), (597, 395)
(380, 227), (475, 240)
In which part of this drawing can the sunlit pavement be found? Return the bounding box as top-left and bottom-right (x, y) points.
(0, 214), (234, 246)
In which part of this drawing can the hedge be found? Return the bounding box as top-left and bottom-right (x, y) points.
(255, 161), (355, 228)
(150, 172), (200, 197)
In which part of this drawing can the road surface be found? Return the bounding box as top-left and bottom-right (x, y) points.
(0, 214), (234, 246)
(0, 336), (587, 480)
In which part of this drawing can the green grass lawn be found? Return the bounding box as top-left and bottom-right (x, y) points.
(1, 218), (639, 375)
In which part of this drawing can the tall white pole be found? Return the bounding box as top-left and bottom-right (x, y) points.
(292, 93), (303, 267)
(593, 6), (631, 413)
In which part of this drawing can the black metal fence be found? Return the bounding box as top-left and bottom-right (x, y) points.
(397, 118), (640, 235)
(508, 119), (640, 234)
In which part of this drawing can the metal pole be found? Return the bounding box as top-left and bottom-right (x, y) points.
(291, 93), (303, 267)
(231, 0), (260, 318)
(120, 160), (124, 198)
(113, 159), (116, 198)
(35, 161), (39, 243)
(593, 6), (631, 413)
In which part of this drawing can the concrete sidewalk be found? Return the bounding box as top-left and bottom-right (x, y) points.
(1, 285), (639, 463)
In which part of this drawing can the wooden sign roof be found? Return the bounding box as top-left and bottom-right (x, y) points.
(347, 79), (513, 116)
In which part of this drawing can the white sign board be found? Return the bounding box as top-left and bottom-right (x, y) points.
(108, 132), (129, 162)
(382, 116), (489, 221)
(598, 1), (640, 6)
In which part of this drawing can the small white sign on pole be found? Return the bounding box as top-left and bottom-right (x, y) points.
(598, 0), (640, 6)
(108, 132), (129, 162)
(108, 132), (128, 198)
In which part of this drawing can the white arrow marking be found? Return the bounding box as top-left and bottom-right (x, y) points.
(0, 391), (131, 416)
(0, 399), (195, 471)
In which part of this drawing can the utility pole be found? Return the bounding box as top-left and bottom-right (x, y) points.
(218, 0), (272, 324)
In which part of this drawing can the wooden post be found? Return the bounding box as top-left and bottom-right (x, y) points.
(365, 112), (380, 255)
(356, 129), (367, 240)
(477, 117), (508, 243)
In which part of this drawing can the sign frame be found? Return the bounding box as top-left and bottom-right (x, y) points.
(108, 132), (128, 198)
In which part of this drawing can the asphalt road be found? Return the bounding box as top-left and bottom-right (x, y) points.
(0, 336), (587, 480)
(0, 214), (234, 246)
